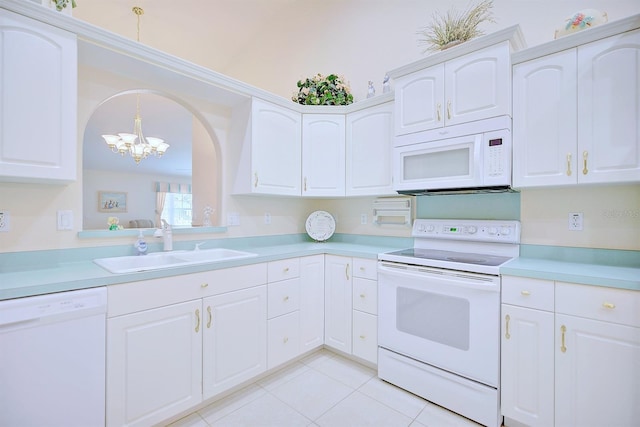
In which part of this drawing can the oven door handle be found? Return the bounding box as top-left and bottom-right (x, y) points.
(378, 262), (499, 292)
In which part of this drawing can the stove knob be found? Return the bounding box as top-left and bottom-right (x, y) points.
(488, 227), (498, 235)
(501, 226), (511, 236)
(426, 225), (435, 232)
(466, 226), (477, 234)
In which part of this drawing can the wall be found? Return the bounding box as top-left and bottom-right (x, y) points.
(1, 1), (639, 254)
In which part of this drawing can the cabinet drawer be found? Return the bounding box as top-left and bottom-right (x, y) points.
(353, 277), (377, 315)
(353, 258), (377, 280)
(502, 276), (554, 311)
(268, 311), (300, 369)
(268, 258), (300, 282)
(556, 282), (640, 327)
(267, 278), (300, 318)
(352, 310), (377, 364)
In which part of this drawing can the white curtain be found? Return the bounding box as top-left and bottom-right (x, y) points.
(155, 182), (191, 227)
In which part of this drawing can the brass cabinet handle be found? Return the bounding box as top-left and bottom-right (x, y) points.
(561, 325), (567, 353)
(207, 306), (212, 329)
(505, 314), (511, 340)
(283, 295), (289, 302)
(602, 302), (616, 309)
(447, 100), (452, 120)
(195, 308), (201, 333)
(283, 337), (289, 344)
(283, 267), (289, 273)
(254, 173), (259, 188)
(437, 103), (442, 121)
(521, 290), (531, 296)
(583, 151), (589, 175)
(345, 263), (350, 281)
(359, 335), (366, 340)
(566, 153), (572, 176)
(360, 293), (366, 299)
(201, 283), (209, 288)
(304, 177), (307, 192)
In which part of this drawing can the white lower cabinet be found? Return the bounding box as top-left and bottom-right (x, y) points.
(299, 255), (325, 352)
(107, 300), (203, 427)
(202, 286), (267, 399)
(324, 255), (353, 353)
(267, 258), (301, 369)
(502, 276), (640, 427)
(106, 264), (267, 427)
(324, 255), (378, 364)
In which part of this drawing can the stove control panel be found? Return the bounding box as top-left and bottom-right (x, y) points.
(413, 219), (520, 243)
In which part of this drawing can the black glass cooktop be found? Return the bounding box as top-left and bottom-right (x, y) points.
(386, 248), (511, 267)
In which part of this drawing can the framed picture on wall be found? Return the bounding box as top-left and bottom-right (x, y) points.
(98, 191), (127, 213)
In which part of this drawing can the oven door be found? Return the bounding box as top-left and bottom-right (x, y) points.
(378, 261), (500, 387)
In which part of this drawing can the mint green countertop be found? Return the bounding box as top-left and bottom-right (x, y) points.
(0, 235), (408, 300)
(2, 237), (638, 300)
(500, 245), (640, 291)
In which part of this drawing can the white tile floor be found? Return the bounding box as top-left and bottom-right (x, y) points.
(167, 349), (482, 427)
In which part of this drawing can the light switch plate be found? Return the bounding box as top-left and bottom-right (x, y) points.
(57, 210), (74, 231)
(0, 210), (9, 232)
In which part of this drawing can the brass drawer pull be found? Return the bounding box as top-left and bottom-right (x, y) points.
(583, 151), (589, 175)
(505, 314), (511, 340)
(566, 153), (572, 176)
(521, 290), (531, 296)
(602, 302), (616, 309)
(195, 309), (201, 333)
(207, 306), (212, 329)
(561, 325), (567, 353)
(201, 283), (209, 288)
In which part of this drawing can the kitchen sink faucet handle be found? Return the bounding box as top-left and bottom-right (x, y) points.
(194, 242), (206, 251)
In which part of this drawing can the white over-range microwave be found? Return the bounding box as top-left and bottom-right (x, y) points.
(393, 116), (513, 195)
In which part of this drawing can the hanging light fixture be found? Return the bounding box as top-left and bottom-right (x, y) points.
(101, 6), (169, 164)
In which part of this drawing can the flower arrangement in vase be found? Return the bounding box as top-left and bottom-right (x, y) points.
(292, 73), (354, 106)
(51, 0), (77, 12)
(417, 0), (495, 52)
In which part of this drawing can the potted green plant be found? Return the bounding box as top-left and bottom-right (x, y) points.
(292, 73), (354, 106)
(417, 0), (495, 52)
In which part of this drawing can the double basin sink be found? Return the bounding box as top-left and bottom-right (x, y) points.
(94, 248), (258, 274)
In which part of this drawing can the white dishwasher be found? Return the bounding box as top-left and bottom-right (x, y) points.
(0, 287), (107, 427)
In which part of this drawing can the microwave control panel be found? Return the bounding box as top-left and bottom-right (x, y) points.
(483, 129), (511, 185)
(487, 138), (505, 176)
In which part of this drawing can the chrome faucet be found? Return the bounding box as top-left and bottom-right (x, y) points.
(155, 219), (173, 251)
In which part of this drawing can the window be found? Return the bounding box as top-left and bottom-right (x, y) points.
(161, 192), (192, 226)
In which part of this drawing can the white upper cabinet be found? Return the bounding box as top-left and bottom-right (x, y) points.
(513, 28), (640, 187)
(0, 9), (77, 183)
(577, 29), (640, 184)
(513, 50), (577, 187)
(394, 42), (511, 135)
(234, 98), (302, 196)
(302, 114), (345, 197)
(346, 102), (395, 196)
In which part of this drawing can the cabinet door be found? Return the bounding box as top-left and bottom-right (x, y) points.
(324, 255), (352, 353)
(555, 314), (640, 427)
(106, 300), (202, 427)
(445, 42), (511, 126)
(352, 310), (377, 364)
(299, 255), (325, 353)
(268, 311), (300, 369)
(578, 29), (640, 184)
(202, 286), (267, 399)
(251, 98), (301, 196)
(0, 10), (77, 183)
(302, 114), (345, 197)
(501, 304), (554, 427)
(394, 64), (444, 135)
(346, 102), (395, 196)
(512, 50), (578, 187)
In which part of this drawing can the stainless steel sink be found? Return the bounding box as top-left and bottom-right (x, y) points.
(94, 248), (257, 273)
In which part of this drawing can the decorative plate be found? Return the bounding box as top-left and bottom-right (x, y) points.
(305, 210), (336, 242)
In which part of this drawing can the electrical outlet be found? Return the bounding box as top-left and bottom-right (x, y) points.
(568, 212), (583, 231)
(264, 212), (271, 225)
(0, 210), (9, 232)
(227, 212), (240, 226)
(360, 214), (368, 225)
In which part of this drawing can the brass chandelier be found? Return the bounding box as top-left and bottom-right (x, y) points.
(101, 7), (169, 164)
